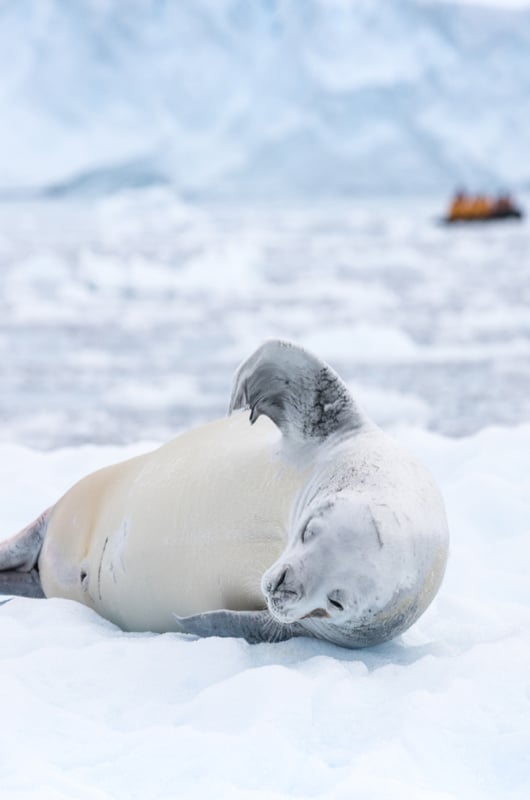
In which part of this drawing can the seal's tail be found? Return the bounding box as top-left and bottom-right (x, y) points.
(229, 340), (364, 445)
(0, 508), (51, 598)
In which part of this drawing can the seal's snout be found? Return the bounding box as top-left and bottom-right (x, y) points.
(265, 564), (300, 597)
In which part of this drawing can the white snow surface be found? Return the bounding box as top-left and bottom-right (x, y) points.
(1, 424), (529, 799)
(1, 0), (530, 196)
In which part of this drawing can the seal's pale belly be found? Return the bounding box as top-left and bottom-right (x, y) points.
(39, 414), (306, 631)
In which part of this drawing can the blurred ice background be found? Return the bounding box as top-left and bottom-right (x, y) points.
(0, 0), (529, 448)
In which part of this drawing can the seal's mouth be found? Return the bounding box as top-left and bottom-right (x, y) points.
(267, 596), (331, 624)
(301, 608), (330, 619)
(267, 597), (301, 624)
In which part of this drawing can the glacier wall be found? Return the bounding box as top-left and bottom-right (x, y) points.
(1, 0), (529, 198)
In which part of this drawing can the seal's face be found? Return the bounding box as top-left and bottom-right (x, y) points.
(261, 499), (381, 626)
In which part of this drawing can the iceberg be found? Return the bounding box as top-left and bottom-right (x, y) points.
(1, 0), (529, 197)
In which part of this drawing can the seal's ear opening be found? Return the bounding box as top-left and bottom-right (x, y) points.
(229, 340), (363, 444)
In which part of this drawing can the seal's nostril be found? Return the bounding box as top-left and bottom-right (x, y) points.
(272, 568), (287, 593)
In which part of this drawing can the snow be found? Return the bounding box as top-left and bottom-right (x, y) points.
(1, 0), (530, 196)
(1, 424), (529, 799)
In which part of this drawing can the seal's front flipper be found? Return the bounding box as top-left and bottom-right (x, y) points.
(173, 609), (307, 644)
(229, 340), (364, 445)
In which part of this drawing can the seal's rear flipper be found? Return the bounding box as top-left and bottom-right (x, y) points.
(229, 340), (364, 445)
(0, 569), (44, 598)
(173, 609), (308, 644)
(0, 508), (51, 598)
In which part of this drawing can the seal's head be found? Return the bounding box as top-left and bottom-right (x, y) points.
(223, 338), (448, 648)
(262, 496), (386, 629)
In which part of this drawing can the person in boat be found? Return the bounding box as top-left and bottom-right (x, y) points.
(448, 191), (495, 221)
(447, 190), (522, 222)
(469, 194), (492, 219)
(448, 190), (471, 221)
(492, 193), (514, 217)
